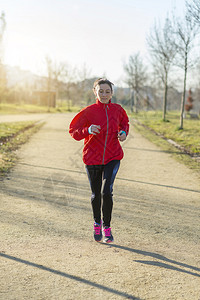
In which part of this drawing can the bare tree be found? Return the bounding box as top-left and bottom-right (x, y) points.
(51, 61), (66, 99)
(186, 0), (200, 24)
(62, 63), (77, 110)
(173, 13), (199, 129)
(45, 56), (53, 110)
(45, 57), (72, 109)
(0, 11), (6, 62)
(124, 52), (147, 113)
(0, 12), (6, 102)
(147, 17), (177, 121)
(75, 63), (92, 106)
(76, 63), (91, 82)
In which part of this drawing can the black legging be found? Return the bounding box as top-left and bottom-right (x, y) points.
(86, 160), (120, 227)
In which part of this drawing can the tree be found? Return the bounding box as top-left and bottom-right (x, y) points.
(0, 11), (6, 62)
(124, 52), (147, 113)
(75, 63), (92, 106)
(51, 61), (66, 99)
(45, 57), (72, 109)
(0, 12), (7, 102)
(147, 17), (177, 121)
(62, 63), (77, 110)
(186, 0), (200, 24)
(173, 13), (199, 129)
(45, 56), (53, 110)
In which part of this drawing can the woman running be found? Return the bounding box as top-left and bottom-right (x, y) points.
(69, 78), (129, 243)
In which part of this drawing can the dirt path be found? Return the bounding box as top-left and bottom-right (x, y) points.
(0, 113), (200, 300)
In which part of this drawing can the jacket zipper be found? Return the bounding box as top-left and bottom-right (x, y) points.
(102, 106), (109, 164)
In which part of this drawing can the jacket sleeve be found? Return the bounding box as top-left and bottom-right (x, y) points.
(119, 107), (129, 136)
(69, 108), (90, 141)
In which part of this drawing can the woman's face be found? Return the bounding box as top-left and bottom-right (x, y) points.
(95, 83), (112, 104)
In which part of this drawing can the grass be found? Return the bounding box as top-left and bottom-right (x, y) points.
(0, 121), (44, 177)
(129, 110), (200, 173)
(0, 102), (80, 114)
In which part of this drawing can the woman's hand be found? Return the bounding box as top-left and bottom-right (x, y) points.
(88, 124), (101, 135)
(118, 130), (126, 142)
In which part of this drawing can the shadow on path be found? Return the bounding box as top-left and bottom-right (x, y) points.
(101, 244), (200, 278)
(15, 162), (200, 194)
(17, 162), (85, 175)
(0, 252), (140, 300)
(134, 260), (200, 278)
(117, 177), (200, 194)
(123, 146), (187, 155)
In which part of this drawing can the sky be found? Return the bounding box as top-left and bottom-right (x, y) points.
(1, 0), (187, 84)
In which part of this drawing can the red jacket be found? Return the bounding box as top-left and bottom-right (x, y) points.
(69, 99), (129, 165)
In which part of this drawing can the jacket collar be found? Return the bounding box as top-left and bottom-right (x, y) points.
(96, 98), (111, 108)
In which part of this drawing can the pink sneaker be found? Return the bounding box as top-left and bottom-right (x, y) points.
(93, 221), (102, 242)
(103, 226), (114, 243)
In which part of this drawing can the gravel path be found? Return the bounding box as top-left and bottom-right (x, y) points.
(0, 113), (200, 300)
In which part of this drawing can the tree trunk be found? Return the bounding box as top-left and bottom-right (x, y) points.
(67, 99), (71, 111)
(134, 90), (138, 113)
(180, 54), (188, 129)
(163, 74), (168, 121)
(130, 88), (134, 113)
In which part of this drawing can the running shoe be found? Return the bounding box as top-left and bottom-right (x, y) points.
(93, 221), (102, 242)
(103, 226), (114, 243)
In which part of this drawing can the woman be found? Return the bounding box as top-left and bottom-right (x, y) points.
(69, 78), (129, 243)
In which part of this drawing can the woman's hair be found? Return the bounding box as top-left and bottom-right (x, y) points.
(93, 78), (114, 93)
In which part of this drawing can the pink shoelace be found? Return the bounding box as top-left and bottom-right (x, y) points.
(104, 227), (111, 236)
(94, 223), (101, 235)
